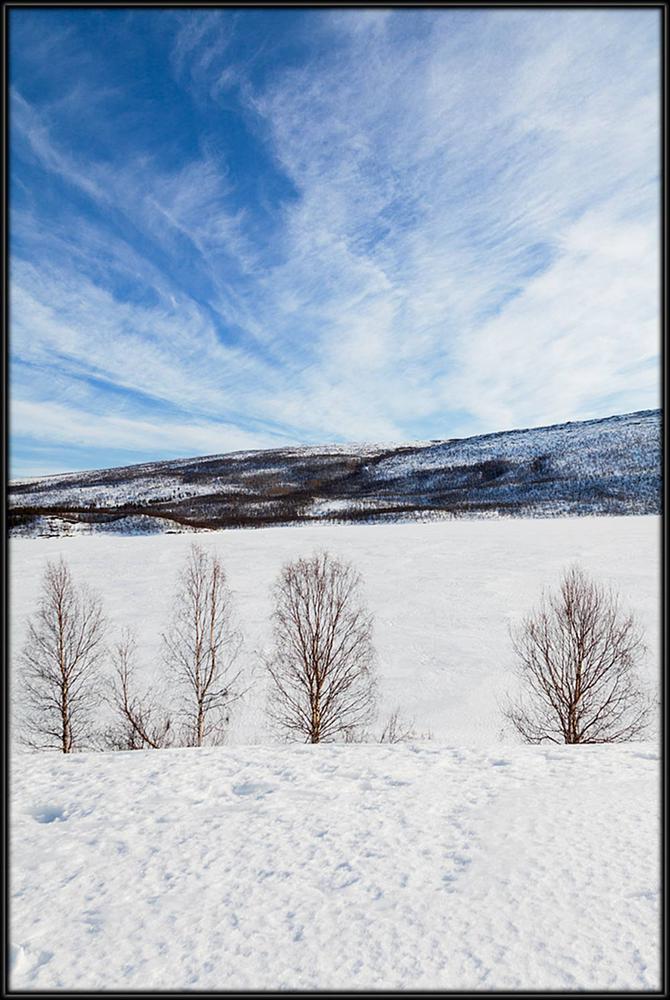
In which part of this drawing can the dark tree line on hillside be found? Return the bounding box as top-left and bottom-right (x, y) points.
(17, 547), (652, 752)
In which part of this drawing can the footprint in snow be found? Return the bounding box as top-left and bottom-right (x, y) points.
(442, 852), (472, 892)
(10, 944), (53, 983)
(232, 781), (275, 799)
(31, 804), (67, 824)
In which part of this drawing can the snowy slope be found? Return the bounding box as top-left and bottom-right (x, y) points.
(10, 741), (660, 991)
(8, 409), (661, 535)
(9, 516), (660, 746)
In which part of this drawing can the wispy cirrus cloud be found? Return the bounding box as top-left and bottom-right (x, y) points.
(9, 8), (660, 476)
(11, 398), (278, 459)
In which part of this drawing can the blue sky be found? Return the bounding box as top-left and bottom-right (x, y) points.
(10, 8), (660, 478)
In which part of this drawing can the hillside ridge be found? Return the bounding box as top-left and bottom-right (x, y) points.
(9, 409), (661, 536)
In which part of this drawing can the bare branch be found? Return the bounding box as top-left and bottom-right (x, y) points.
(377, 708), (431, 744)
(162, 544), (243, 747)
(502, 564), (652, 745)
(265, 551), (378, 743)
(19, 558), (106, 752)
(104, 629), (173, 750)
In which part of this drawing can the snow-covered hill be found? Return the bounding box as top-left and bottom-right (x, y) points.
(9, 409), (661, 536)
(10, 741), (660, 991)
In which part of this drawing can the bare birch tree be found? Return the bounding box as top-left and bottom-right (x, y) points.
(266, 551), (377, 743)
(163, 544), (242, 746)
(502, 565), (651, 744)
(20, 558), (105, 752)
(105, 630), (172, 750)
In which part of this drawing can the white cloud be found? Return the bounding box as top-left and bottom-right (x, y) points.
(10, 9), (660, 474)
(11, 398), (280, 458)
(236, 8), (659, 435)
(440, 205), (659, 431)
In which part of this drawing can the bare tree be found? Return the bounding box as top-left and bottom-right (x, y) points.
(20, 558), (105, 752)
(163, 544), (242, 747)
(105, 630), (172, 750)
(503, 564), (651, 744)
(266, 551), (377, 743)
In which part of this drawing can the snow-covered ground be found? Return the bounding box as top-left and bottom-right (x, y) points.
(10, 741), (660, 991)
(9, 516), (661, 990)
(9, 516), (660, 744)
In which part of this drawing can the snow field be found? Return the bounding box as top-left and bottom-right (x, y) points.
(9, 517), (661, 990)
(10, 741), (660, 991)
(9, 516), (660, 744)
